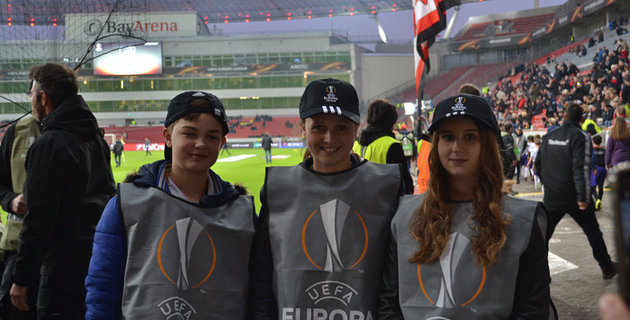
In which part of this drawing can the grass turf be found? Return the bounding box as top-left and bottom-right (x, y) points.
(112, 148), (304, 211)
(0, 148), (300, 225)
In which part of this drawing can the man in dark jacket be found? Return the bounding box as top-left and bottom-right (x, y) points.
(535, 103), (616, 279)
(261, 133), (273, 163)
(9, 63), (115, 318)
(501, 121), (517, 180)
(112, 137), (124, 168)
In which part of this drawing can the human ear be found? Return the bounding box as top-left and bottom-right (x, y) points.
(163, 128), (172, 147)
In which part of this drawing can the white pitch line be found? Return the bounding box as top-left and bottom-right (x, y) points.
(548, 252), (578, 275)
(272, 155), (290, 159)
(217, 154), (256, 162)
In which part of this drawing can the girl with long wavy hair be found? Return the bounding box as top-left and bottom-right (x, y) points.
(377, 94), (551, 319)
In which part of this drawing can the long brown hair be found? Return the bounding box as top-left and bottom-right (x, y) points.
(611, 117), (630, 141)
(409, 121), (510, 267)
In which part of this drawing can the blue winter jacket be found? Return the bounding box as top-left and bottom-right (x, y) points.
(85, 160), (247, 320)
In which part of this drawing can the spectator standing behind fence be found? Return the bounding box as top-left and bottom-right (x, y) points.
(352, 99), (413, 194)
(9, 63), (116, 318)
(535, 103), (616, 279)
(261, 133), (273, 163)
(112, 137), (123, 168)
(606, 117), (630, 170)
(0, 112), (40, 319)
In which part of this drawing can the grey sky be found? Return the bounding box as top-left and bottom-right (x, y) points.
(218, 0), (568, 44)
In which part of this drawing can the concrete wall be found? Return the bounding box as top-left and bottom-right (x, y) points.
(359, 53), (414, 102)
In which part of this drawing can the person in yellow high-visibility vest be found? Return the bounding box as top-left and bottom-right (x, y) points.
(352, 99), (413, 194)
(582, 116), (602, 136)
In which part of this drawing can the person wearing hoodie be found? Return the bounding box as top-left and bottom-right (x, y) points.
(352, 99), (413, 194)
(85, 91), (255, 319)
(9, 63), (116, 319)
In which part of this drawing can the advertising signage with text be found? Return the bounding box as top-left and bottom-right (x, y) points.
(65, 12), (199, 40)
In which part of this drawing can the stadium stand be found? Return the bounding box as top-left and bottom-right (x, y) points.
(508, 14), (555, 36)
(456, 14), (554, 41)
(433, 62), (516, 102)
(226, 116), (301, 138)
(423, 66), (472, 98)
(103, 116), (302, 143)
(457, 22), (493, 40)
(486, 25), (630, 130)
(553, 30), (630, 70)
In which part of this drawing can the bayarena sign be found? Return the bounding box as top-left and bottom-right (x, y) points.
(65, 12), (200, 39)
(83, 19), (178, 37)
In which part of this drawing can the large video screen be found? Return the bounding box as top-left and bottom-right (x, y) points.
(93, 42), (162, 76)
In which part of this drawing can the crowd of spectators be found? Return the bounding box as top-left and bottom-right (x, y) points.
(484, 35), (630, 131)
(610, 15), (629, 36)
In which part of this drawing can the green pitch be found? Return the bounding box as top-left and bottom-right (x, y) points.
(112, 148), (304, 212)
(0, 148), (301, 224)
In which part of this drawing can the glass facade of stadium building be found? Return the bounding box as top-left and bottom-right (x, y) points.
(0, 32), (357, 124)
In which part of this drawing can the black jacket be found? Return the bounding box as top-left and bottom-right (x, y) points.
(14, 95), (116, 287)
(112, 140), (123, 155)
(261, 134), (272, 150)
(535, 120), (591, 210)
(357, 128), (414, 194)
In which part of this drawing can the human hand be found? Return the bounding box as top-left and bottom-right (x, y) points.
(578, 201), (589, 210)
(10, 283), (29, 311)
(10, 194), (27, 215)
(599, 294), (630, 320)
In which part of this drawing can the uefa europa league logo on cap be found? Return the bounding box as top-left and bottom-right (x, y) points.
(324, 85), (339, 103)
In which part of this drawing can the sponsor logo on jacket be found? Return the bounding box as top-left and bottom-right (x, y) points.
(301, 199), (368, 272)
(282, 199), (373, 320)
(417, 232), (486, 309)
(155, 217), (216, 319)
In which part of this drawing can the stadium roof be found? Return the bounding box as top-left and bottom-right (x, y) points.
(3, 0), (414, 25)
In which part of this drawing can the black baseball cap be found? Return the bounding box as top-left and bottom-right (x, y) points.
(299, 78), (360, 124)
(164, 91), (229, 160)
(428, 93), (501, 142)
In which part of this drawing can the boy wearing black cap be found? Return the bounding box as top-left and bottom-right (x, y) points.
(85, 91), (255, 319)
(250, 79), (406, 319)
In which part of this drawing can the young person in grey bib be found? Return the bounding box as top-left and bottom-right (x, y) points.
(249, 78), (408, 320)
(85, 91), (255, 320)
(377, 94), (551, 319)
